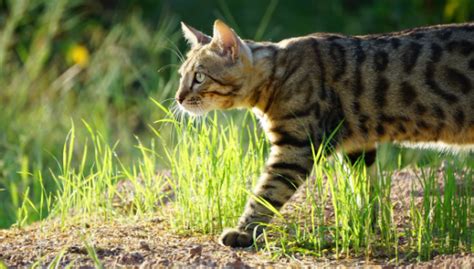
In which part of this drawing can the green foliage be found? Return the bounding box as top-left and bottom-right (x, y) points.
(0, 0), (178, 227)
(261, 157), (473, 261)
(11, 107), (472, 263)
(163, 112), (266, 234)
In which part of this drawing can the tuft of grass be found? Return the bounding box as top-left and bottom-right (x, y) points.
(408, 161), (473, 261)
(82, 236), (104, 269)
(159, 110), (267, 234)
(260, 153), (472, 263)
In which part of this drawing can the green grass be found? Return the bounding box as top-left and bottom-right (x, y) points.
(11, 105), (473, 264)
(262, 155), (473, 262)
(162, 112), (266, 234)
(0, 0), (180, 227)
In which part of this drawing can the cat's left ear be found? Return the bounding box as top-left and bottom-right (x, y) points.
(212, 20), (252, 63)
(181, 22), (211, 47)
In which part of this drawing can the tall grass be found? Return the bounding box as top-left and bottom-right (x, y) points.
(10, 102), (472, 263)
(0, 0), (179, 227)
(162, 112), (266, 234)
(259, 156), (473, 262)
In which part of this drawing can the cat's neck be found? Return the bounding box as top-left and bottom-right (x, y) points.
(244, 41), (280, 117)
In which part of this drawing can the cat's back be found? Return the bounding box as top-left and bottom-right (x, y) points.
(275, 23), (474, 147)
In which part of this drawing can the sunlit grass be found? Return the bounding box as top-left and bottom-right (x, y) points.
(161, 113), (266, 234)
(260, 153), (472, 262)
(10, 103), (471, 264)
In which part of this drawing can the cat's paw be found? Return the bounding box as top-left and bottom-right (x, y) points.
(219, 228), (253, 248)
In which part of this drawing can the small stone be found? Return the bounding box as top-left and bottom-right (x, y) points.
(158, 258), (170, 266)
(149, 217), (163, 223)
(189, 245), (202, 257)
(225, 256), (249, 269)
(139, 241), (151, 251)
(67, 245), (87, 254)
(119, 252), (144, 264)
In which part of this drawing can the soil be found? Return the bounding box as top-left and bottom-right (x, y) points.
(1, 167), (473, 268)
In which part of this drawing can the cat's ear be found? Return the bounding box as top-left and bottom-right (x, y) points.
(212, 20), (252, 63)
(181, 22), (211, 47)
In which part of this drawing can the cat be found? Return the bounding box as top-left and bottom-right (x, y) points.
(176, 20), (474, 247)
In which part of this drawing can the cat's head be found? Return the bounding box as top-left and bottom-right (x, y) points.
(176, 20), (254, 115)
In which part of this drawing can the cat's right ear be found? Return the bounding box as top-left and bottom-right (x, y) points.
(181, 22), (211, 47)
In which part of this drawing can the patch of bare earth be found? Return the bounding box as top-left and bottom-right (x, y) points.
(1, 167), (473, 267)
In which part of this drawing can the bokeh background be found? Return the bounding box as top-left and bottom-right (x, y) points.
(0, 0), (473, 228)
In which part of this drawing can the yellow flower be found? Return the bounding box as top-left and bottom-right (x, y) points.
(68, 44), (90, 68)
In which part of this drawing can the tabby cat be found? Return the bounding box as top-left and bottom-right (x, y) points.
(176, 20), (474, 247)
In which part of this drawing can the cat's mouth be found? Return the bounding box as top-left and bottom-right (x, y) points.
(177, 93), (235, 116)
(178, 97), (209, 116)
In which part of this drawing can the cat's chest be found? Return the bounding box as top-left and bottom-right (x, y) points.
(253, 109), (271, 131)
(252, 109), (279, 141)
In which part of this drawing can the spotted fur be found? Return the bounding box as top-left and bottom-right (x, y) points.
(176, 20), (474, 247)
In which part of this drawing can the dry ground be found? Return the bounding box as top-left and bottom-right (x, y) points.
(1, 168), (473, 268)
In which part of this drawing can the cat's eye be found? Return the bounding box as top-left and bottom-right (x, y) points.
(194, 72), (205, 84)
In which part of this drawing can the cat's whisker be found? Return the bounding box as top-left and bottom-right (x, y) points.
(164, 39), (186, 63)
(175, 106), (186, 122)
(169, 103), (183, 122)
(161, 97), (175, 103)
(157, 64), (181, 74)
(160, 98), (177, 109)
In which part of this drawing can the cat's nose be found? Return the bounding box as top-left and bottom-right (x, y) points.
(176, 96), (185, 104)
(176, 91), (187, 104)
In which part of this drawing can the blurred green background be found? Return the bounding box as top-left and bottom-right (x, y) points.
(0, 0), (473, 228)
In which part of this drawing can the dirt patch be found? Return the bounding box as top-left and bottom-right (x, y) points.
(0, 219), (318, 267)
(1, 167), (473, 267)
(1, 218), (473, 268)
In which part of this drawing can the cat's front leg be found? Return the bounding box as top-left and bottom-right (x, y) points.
(220, 144), (314, 247)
